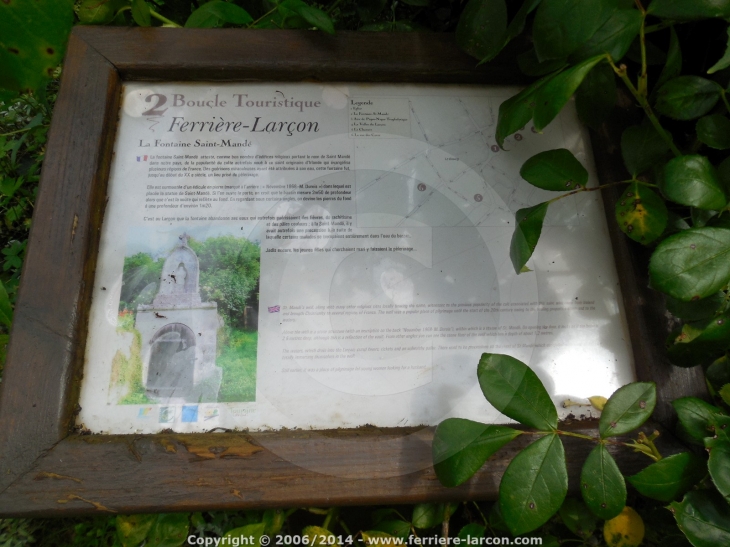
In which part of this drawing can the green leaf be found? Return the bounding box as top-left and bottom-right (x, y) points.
(412, 503), (442, 529)
(77, 0), (120, 25)
(580, 444), (626, 520)
(599, 382), (656, 438)
(0, 279), (13, 328)
(571, 9), (642, 63)
(670, 490), (730, 547)
(433, 418), (521, 487)
(361, 531), (396, 546)
(520, 149), (588, 191)
(708, 442), (730, 500)
(649, 227), (730, 301)
(709, 26), (730, 74)
(455, 0), (508, 61)
(495, 75), (552, 147)
(707, 355), (730, 391)
(494, 0), (544, 63)
(303, 526), (337, 546)
(661, 155), (727, 211)
(294, 2), (335, 34)
(698, 115), (730, 150)
(667, 311), (730, 366)
(533, 55), (607, 132)
(627, 452), (706, 502)
(673, 397), (722, 444)
(656, 26), (682, 96)
(0, 0), (74, 93)
(116, 514), (156, 547)
(457, 524), (485, 541)
(666, 292), (725, 321)
(477, 353), (557, 430)
(575, 62), (617, 129)
(223, 523), (265, 547)
(693, 207), (720, 228)
(648, 0), (730, 20)
(655, 76), (722, 121)
(146, 513), (190, 547)
(533, 0), (616, 61)
(620, 123), (672, 176)
(372, 520), (411, 540)
(186, 0), (253, 28)
(517, 48), (568, 77)
(615, 182), (668, 244)
(559, 498), (598, 539)
(499, 434), (567, 535)
(263, 509), (286, 536)
(131, 0), (151, 27)
(510, 202), (549, 274)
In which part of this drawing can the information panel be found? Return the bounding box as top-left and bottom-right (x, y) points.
(77, 82), (635, 434)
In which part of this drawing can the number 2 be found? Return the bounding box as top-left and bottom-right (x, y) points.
(142, 94), (168, 116)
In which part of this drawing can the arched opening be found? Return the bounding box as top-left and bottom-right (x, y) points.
(147, 322), (196, 396)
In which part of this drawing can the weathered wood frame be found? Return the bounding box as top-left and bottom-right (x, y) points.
(0, 27), (707, 517)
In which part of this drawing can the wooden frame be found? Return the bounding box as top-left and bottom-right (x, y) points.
(0, 27), (707, 517)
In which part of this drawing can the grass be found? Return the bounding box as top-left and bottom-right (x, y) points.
(217, 326), (257, 402)
(111, 312), (152, 405)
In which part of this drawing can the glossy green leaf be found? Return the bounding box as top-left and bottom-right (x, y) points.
(656, 26), (683, 91)
(0, 0), (73, 93)
(412, 503), (442, 529)
(575, 62), (617, 129)
(615, 182), (668, 244)
(372, 520), (411, 540)
(627, 452), (706, 502)
(510, 202), (549, 274)
(599, 382), (656, 438)
(455, 0), (508, 61)
(131, 0), (151, 27)
(571, 9), (642, 63)
(303, 526), (337, 546)
(670, 490), (730, 547)
(661, 155), (727, 210)
(533, 0), (615, 61)
(707, 355), (730, 391)
(620, 124), (671, 176)
(477, 353), (557, 430)
(116, 514), (156, 547)
(649, 227), (730, 301)
(666, 292), (725, 321)
(517, 48), (568, 77)
(263, 509), (286, 536)
(294, 2), (335, 34)
(693, 207), (719, 228)
(673, 396), (722, 444)
(77, 0), (120, 24)
(709, 414), (730, 445)
(649, 0), (730, 20)
(708, 442), (730, 500)
(580, 444), (626, 520)
(533, 55), (606, 132)
(499, 434), (567, 535)
(709, 26), (730, 74)
(559, 498), (598, 539)
(667, 312), (730, 367)
(146, 513), (190, 547)
(186, 0), (253, 27)
(0, 279), (13, 328)
(433, 418), (521, 487)
(457, 524), (485, 541)
(655, 76), (722, 121)
(698, 115), (730, 150)
(520, 149), (588, 191)
(495, 75), (552, 147)
(493, 0), (544, 63)
(223, 523), (265, 547)
(720, 384), (730, 405)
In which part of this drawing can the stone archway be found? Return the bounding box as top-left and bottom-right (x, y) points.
(146, 322), (196, 397)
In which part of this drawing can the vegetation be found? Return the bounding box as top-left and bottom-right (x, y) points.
(2, 0), (730, 545)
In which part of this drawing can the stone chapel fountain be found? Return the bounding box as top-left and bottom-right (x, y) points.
(135, 233), (222, 403)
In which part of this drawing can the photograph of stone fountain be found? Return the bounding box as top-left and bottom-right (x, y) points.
(112, 229), (260, 405)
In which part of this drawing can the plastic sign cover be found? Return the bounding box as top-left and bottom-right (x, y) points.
(77, 82), (635, 435)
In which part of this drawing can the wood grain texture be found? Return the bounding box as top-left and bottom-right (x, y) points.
(0, 33), (120, 494)
(0, 27), (703, 516)
(74, 27), (529, 84)
(590, 88), (708, 427)
(0, 423), (682, 517)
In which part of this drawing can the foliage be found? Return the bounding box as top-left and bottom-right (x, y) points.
(216, 326), (257, 402)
